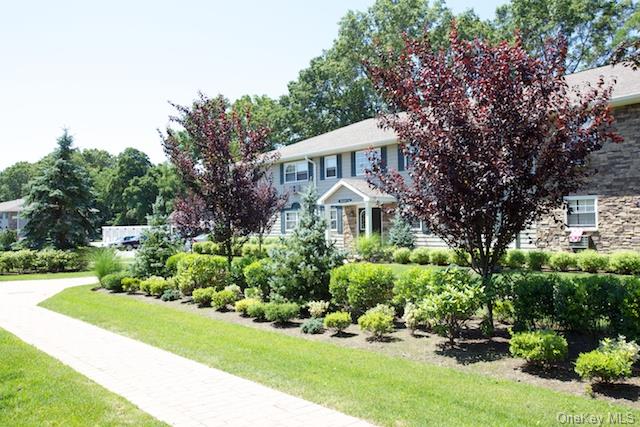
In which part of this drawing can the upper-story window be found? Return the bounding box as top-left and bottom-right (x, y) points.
(355, 148), (380, 176)
(284, 161), (308, 183)
(324, 155), (337, 179)
(565, 196), (598, 229)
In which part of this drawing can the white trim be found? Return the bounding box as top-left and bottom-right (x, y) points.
(354, 148), (380, 176)
(284, 211), (300, 231)
(611, 92), (640, 108)
(317, 179), (396, 205)
(329, 207), (338, 231)
(324, 155), (338, 179)
(277, 137), (397, 163)
(283, 160), (309, 183)
(564, 195), (598, 231)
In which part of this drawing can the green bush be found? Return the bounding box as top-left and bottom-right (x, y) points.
(133, 226), (179, 278)
(609, 251), (640, 275)
(402, 302), (428, 334)
(32, 250), (87, 273)
(392, 267), (436, 307)
(409, 248), (430, 265)
(165, 252), (189, 276)
(91, 248), (123, 280)
(101, 271), (128, 292)
(576, 250), (609, 273)
(235, 298), (261, 316)
(343, 263), (394, 315)
(527, 250), (549, 271)
(328, 263), (358, 309)
(138, 276), (171, 296)
(307, 300), (329, 318)
(504, 250), (527, 269)
(246, 301), (267, 320)
(358, 309), (395, 340)
(387, 212), (415, 249)
(392, 247), (412, 264)
(356, 234), (388, 262)
(161, 288), (181, 301)
(509, 330), (568, 365)
(548, 252), (577, 272)
(175, 254), (228, 295)
(450, 250), (471, 267)
(0, 229), (17, 251)
(301, 317), (325, 334)
(243, 287), (263, 300)
(264, 302), (300, 324)
(121, 277), (140, 293)
(323, 311), (352, 333)
(192, 287), (216, 307)
(243, 259), (271, 301)
(193, 241), (220, 255)
(511, 274), (556, 330)
(429, 249), (451, 266)
(575, 337), (639, 384)
(212, 289), (237, 310)
(494, 299), (515, 324)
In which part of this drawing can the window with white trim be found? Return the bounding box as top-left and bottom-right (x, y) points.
(330, 208), (338, 231)
(284, 161), (308, 183)
(324, 155), (337, 179)
(285, 211), (299, 231)
(355, 148), (380, 176)
(565, 196), (597, 228)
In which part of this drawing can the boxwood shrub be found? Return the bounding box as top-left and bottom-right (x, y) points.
(235, 298), (261, 316)
(246, 301), (267, 320)
(526, 250), (549, 271)
(504, 249), (526, 269)
(575, 337), (639, 384)
(212, 289), (238, 311)
(576, 250), (609, 273)
(323, 311), (352, 333)
(175, 254), (228, 295)
(608, 251), (640, 275)
(101, 271), (128, 292)
(392, 247), (412, 264)
(429, 249), (451, 266)
(548, 252), (577, 272)
(509, 330), (568, 366)
(329, 263), (394, 315)
(264, 302), (300, 324)
(409, 248), (430, 265)
(192, 287), (216, 307)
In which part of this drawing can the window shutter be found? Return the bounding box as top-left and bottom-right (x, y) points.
(280, 210), (285, 234)
(381, 146), (387, 171)
(397, 146), (405, 171)
(351, 152), (356, 176)
(319, 157), (325, 180)
(336, 154), (342, 178)
(336, 206), (343, 234)
(308, 161), (314, 181)
(279, 163), (284, 185)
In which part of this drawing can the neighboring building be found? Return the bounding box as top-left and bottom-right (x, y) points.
(267, 64), (640, 253)
(0, 198), (26, 235)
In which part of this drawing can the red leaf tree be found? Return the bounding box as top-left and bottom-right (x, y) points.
(162, 94), (286, 265)
(365, 25), (622, 326)
(171, 191), (210, 239)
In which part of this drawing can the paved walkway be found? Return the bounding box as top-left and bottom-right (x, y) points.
(0, 278), (372, 427)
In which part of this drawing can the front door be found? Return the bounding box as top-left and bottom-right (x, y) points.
(358, 207), (382, 235)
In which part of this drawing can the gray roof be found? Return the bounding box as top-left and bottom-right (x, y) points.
(274, 64), (640, 162)
(0, 198), (25, 213)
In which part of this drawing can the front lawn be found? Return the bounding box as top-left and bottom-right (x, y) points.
(42, 285), (640, 427)
(0, 270), (95, 282)
(0, 327), (164, 426)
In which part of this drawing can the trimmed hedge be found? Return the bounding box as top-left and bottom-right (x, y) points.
(175, 254), (228, 296)
(0, 249), (87, 274)
(329, 263), (394, 315)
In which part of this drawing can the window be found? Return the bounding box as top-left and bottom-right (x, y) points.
(284, 161), (308, 183)
(359, 209), (366, 232)
(565, 196), (597, 229)
(330, 208), (338, 231)
(355, 148), (380, 176)
(285, 211), (299, 231)
(324, 155), (337, 179)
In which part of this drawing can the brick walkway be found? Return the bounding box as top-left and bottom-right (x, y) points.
(0, 278), (372, 427)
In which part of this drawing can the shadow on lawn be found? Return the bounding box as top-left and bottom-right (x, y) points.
(593, 383), (640, 402)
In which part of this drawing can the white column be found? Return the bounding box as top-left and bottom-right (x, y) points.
(364, 202), (373, 237)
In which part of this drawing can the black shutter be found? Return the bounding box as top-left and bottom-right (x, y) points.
(279, 163), (284, 185)
(351, 152), (356, 176)
(320, 157), (325, 180)
(397, 146), (405, 171)
(381, 146), (387, 171)
(336, 206), (343, 234)
(337, 154), (342, 178)
(308, 161), (314, 181)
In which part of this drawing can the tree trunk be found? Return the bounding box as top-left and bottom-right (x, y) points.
(482, 270), (495, 334)
(257, 233), (263, 254)
(225, 239), (233, 268)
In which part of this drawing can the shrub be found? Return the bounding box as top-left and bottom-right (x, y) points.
(387, 212), (415, 249)
(355, 234), (388, 262)
(121, 277), (140, 293)
(323, 311), (352, 334)
(358, 310), (395, 340)
(193, 241), (219, 255)
(161, 288), (181, 301)
(402, 302), (428, 334)
(548, 252), (577, 272)
(509, 330), (568, 366)
(344, 263), (394, 315)
(166, 252), (189, 276)
(192, 287), (216, 307)
(34, 250), (87, 273)
(392, 247), (412, 264)
(138, 276), (171, 296)
(307, 300), (329, 318)
(224, 284), (242, 299)
(409, 248), (430, 265)
(101, 271), (128, 292)
(212, 289), (237, 310)
(243, 287), (263, 300)
(0, 229), (17, 251)
(264, 302), (299, 324)
(450, 250), (471, 267)
(576, 250), (609, 273)
(301, 317), (325, 334)
(574, 337), (639, 384)
(609, 251), (640, 275)
(243, 259), (271, 300)
(175, 254), (228, 295)
(429, 249), (451, 266)
(511, 274), (556, 330)
(504, 249), (526, 269)
(91, 248), (123, 280)
(527, 250), (549, 271)
(392, 267), (436, 307)
(132, 226), (179, 278)
(246, 301), (267, 320)
(328, 263), (358, 309)
(494, 299), (515, 324)
(235, 298), (261, 316)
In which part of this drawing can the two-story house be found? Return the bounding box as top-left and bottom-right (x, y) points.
(268, 64), (640, 253)
(0, 198), (26, 235)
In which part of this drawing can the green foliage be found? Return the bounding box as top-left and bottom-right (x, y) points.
(387, 213), (415, 248)
(91, 248), (123, 280)
(548, 252), (577, 272)
(193, 241), (220, 255)
(429, 249), (451, 266)
(175, 254), (228, 296)
(409, 247), (430, 265)
(450, 250), (470, 267)
(0, 229), (17, 251)
(527, 250), (549, 271)
(355, 234), (388, 262)
(32, 250), (86, 273)
(392, 247), (412, 264)
(511, 274), (556, 330)
(0, 161), (36, 202)
(139, 276), (172, 297)
(576, 250), (609, 273)
(301, 317), (325, 334)
(504, 250), (526, 269)
(307, 300), (329, 318)
(192, 287), (216, 307)
(358, 308), (395, 340)
(392, 267), (436, 307)
(212, 289), (238, 311)
(575, 336), (639, 384)
(330, 263), (394, 315)
(509, 330), (568, 365)
(101, 271), (128, 292)
(243, 287), (263, 300)
(268, 186), (344, 303)
(494, 299), (515, 324)
(235, 298), (261, 316)
(402, 302), (428, 334)
(608, 251), (640, 275)
(246, 301), (267, 321)
(264, 302), (300, 324)
(323, 311), (352, 333)
(121, 277), (140, 293)
(328, 263), (357, 309)
(132, 223), (179, 278)
(243, 259), (271, 301)
(165, 252), (188, 276)
(161, 288), (181, 301)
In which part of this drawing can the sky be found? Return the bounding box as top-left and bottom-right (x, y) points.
(0, 0), (506, 170)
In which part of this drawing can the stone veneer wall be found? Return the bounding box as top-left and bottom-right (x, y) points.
(536, 103), (640, 252)
(342, 206), (358, 250)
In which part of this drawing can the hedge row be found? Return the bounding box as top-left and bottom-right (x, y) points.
(192, 240), (283, 258)
(0, 249), (87, 274)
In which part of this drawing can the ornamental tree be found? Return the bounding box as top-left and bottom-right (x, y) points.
(162, 94), (284, 266)
(364, 25), (621, 327)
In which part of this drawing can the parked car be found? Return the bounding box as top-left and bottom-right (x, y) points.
(110, 235), (141, 250)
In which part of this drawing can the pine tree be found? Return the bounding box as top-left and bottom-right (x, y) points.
(23, 130), (96, 249)
(133, 196), (179, 277)
(387, 212), (415, 249)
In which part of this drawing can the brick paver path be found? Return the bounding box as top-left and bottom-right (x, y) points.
(0, 278), (372, 427)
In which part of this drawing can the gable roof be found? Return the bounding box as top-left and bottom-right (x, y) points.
(273, 64), (640, 162)
(0, 198), (25, 213)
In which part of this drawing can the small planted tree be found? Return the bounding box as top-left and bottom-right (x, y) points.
(387, 211), (415, 248)
(365, 25), (621, 327)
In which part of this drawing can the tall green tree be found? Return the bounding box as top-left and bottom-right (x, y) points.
(22, 130), (95, 249)
(0, 161), (36, 201)
(105, 148), (152, 225)
(232, 95), (289, 149)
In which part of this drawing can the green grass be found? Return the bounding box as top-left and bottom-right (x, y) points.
(0, 327), (164, 426)
(42, 286), (639, 427)
(0, 270), (95, 282)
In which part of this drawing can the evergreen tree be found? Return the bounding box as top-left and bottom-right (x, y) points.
(388, 212), (415, 248)
(268, 186), (344, 303)
(133, 196), (179, 277)
(22, 130), (95, 249)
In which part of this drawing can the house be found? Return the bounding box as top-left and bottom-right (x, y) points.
(0, 198), (26, 235)
(268, 64), (640, 253)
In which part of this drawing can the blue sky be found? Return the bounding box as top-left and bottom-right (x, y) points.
(0, 1), (505, 170)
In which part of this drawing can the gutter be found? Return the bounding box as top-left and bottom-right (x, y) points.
(611, 92), (640, 108)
